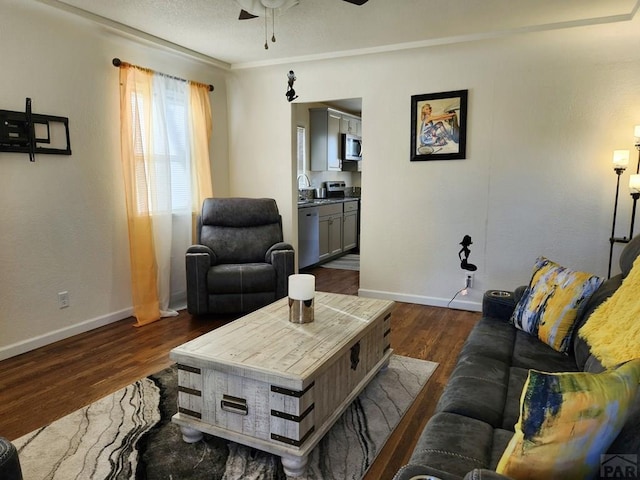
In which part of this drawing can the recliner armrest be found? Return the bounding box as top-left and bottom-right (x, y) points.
(186, 247), (215, 315)
(186, 244), (216, 265)
(267, 245), (295, 300)
(265, 242), (294, 263)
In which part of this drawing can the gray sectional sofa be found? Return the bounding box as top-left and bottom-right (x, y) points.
(0, 437), (21, 480)
(394, 236), (640, 480)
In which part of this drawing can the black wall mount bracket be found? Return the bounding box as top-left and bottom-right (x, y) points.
(0, 98), (71, 161)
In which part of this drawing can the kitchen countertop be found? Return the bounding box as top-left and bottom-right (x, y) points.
(297, 197), (360, 208)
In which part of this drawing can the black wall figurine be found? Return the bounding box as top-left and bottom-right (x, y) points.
(459, 235), (477, 271)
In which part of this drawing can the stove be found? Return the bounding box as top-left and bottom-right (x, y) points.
(324, 181), (346, 199)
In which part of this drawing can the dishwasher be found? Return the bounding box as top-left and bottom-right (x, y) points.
(298, 206), (319, 269)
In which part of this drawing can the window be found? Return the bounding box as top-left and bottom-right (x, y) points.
(297, 126), (306, 176)
(130, 82), (192, 215)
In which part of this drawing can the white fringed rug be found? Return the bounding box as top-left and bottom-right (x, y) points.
(14, 355), (437, 480)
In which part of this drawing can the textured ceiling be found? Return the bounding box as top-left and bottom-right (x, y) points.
(44, 0), (639, 69)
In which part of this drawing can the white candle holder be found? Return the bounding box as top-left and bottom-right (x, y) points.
(288, 274), (315, 324)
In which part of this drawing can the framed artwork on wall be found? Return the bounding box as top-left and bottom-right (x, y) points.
(410, 89), (468, 161)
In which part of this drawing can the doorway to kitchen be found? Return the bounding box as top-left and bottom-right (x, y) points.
(293, 98), (363, 271)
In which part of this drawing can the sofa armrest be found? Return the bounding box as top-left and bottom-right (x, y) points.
(267, 244), (295, 299)
(463, 469), (513, 480)
(482, 290), (516, 321)
(481, 285), (527, 321)
(393, 464), (463, 480)
(186, 247), (214, 315)
(393, 465), (513, 480)
(0, 437), (22, 480)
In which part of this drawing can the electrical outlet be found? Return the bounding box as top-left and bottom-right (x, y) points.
(58, 291), (70, 309)
(465, 273), (474, 289)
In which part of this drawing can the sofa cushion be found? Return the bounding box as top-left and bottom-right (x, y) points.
(511, 330), (579, 372)
(456, 317), (516, 364)
(436, 354), (510, 428)
(409, 412), (513, 478)
(619, 234), (640, 278)
(510, 256), (603, 353)
(571, 275), (621, 370)
(501, 367), (528, 431)
(208, 292), (276, 314)
(607, 388), (640, 458)
(497, 359), (640, 479)
(438, 316), (579, 430)
(579, 255), (640, 369)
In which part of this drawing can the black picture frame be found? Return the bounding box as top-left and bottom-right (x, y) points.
(410, 89), (468, 161)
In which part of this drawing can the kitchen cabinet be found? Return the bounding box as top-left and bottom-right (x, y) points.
(340, 115), (361, 136)
(298, 200), (359, 267)
(310, 108), (362, 172)
(318, 203), (343, 262)
(342, 200), (359, 251)
(310, 109), (342, 171)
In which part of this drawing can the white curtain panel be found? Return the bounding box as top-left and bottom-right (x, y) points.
(149, 74), (192, 316)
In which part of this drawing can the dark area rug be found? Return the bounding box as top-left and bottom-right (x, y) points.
(137, 365), (237, 479)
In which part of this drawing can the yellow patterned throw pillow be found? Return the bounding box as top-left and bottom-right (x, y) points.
(579, 255), (640, 369)
(510, 257), (603, 353)
(497, 359), (640, 480)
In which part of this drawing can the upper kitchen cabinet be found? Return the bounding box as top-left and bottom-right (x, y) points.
(310, 108), (362, 172)
(310, 108), (342, 171)
(340, 115), (361, 137)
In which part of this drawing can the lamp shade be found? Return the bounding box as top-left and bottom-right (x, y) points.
(630, 174), (640, 193)
(613, 150), (630, 169)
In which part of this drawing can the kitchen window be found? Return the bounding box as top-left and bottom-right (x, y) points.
(297, 126), (307, 181)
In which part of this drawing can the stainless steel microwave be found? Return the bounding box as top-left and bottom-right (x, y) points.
(341, 133), (362, 161)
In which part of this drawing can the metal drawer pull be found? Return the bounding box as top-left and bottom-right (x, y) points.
(221, 395), (248, 415)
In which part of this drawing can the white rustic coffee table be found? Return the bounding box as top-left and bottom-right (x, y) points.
(170, 292), (394, 477)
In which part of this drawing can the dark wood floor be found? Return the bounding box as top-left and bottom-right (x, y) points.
(0, 266), (480, 480)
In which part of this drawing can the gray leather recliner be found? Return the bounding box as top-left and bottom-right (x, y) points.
(186, 197), (295, 315)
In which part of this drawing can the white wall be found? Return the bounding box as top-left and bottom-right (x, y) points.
(0, 0), (229, 359)
(226, 16), (640, 311)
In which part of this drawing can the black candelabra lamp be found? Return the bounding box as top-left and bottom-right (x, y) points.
(608, 125), (640, 278)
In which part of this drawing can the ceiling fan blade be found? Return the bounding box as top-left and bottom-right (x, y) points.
(342, 0), (369, 5)
(239, 9), (259, 20)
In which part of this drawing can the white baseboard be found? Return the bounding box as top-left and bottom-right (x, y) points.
(358, 288), (482, 312)
(0, 307), (134, 361)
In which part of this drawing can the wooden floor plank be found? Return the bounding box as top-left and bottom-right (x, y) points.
(0, 266), (480, 479)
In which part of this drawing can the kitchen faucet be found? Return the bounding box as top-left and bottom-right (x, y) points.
(297, 174), (311, 188)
